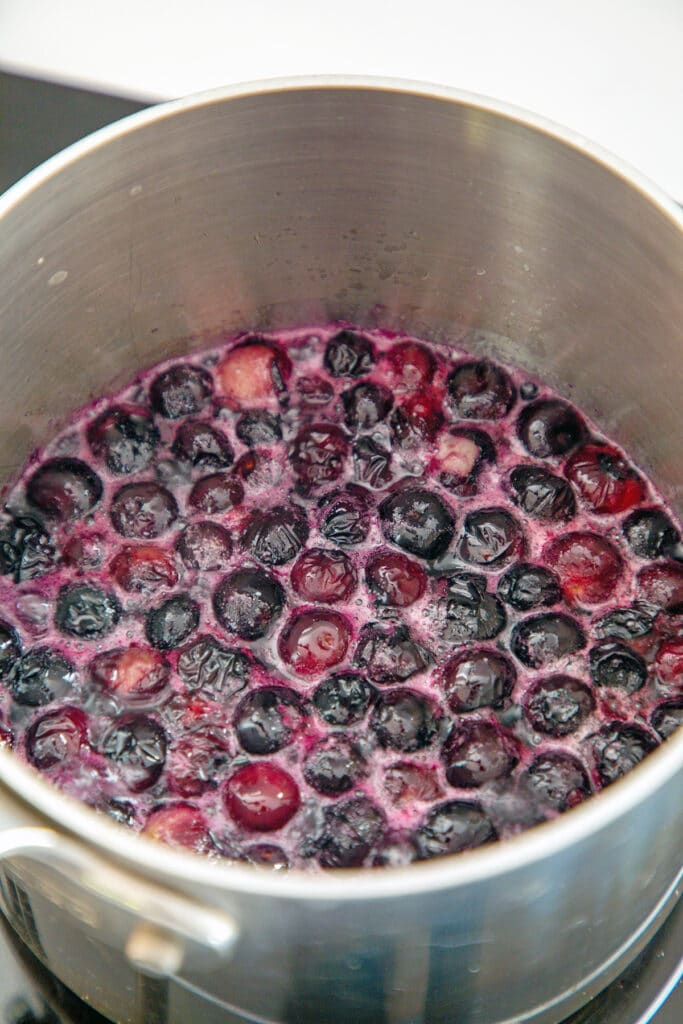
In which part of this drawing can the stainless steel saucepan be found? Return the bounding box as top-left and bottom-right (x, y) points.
(0, 78), (681, 1024)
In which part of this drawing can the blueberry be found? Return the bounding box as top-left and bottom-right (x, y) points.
(365, 549), (427, 607)
(320, 489), (371, 547)
(145, 593), (199, 650)
(510, 613), (585, 669)
(106, 798), (139, 827)
(87, 405), (159, 474)
(442, 572), (507, 645)
(290, 423), (349, 489)
(235, 410), (282, 446)
(520, 382), (538, 401)
(0, 516), (56, 582)
(291, 547), (357, 603)
(589, 641), (646, 694)
(101, 714), (167, 792)
(304, 737), (366, 795)
(509, 465), (576, 522)
(233, 686), (307, 754)
(622, 508), (680, 560)
(523, 753), (591, 810)
(176, 521), (233, 571)
(177, 636), (250, 700)
(458, 508), (523, 567)
(312, 672), (377, 726)
(149, 363), (214, 419)
(352, 436), (393, 488)
(524, 676), (595, 736)
(110, 482), (178, 539)
(213, 568), (285, 640)
(593, 607), (654, 642)
(379, 487), (455, 560)
(26, 706), (88, 771)
(296, 375), (334, 407)
(442, 647), (516, 711)
(241, 506), (309, 566)
(55, 583), (122, 639)
(244, 844), (289, 870)
(7, 647), (76, 706)
(354, 622), (432, 684)
(323, 330), (375, 378)
(651, 701), (683, 739)
(317, 795), (386, 868)
(443, 720), (518, 787)
(497, 563), (561, 611)
(188, 472), (244, 513)
(416, 800), (496, 858)
(565, 443), (645, 515)
(172, 421), (234, 468)
(27, 457), (103, 521)
(0, 620), (21, 678)
(389, 392), (444, 447)
(517, 399), (587, 458)
(370, 688), (439, 751)
(342, 381), (393, 431)
(593, 723), (657, 786)
(447, 360), (515, 420)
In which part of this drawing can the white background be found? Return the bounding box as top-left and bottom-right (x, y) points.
(1, 0), (682, 198)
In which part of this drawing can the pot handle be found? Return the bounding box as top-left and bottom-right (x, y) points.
(0, 785), (239, 977)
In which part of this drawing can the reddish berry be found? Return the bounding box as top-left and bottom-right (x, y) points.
(217, 340), (291, 404)
(390, 391), (444, 447)
(110, 482), (178, 539)
(386, 341), (436, 388)
(637, 562), (683, 613)
(188, 473), (244, 514)
(384, 762), (443, 805)
(365, 549), (426, 607)
(90, 647), (170, 702)
(25, 706), (88, 770)
(278, 609), (351, 676)
(544, 532), (622, 605)
(565, 443), (645, 514)
(166, 727), (232, 797)
(110, 545), (178, 593)
(177, 521), (232, 571)
(27, 458), (102, 521)
(290, 423), (349, 488)
(654, 639), (683, 699)
(290, 547), (357, 603)
(143, 803), (211, 852)
(224, 762), (300, 831)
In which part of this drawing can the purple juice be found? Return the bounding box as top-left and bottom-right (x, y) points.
(0, 326), (680, 870)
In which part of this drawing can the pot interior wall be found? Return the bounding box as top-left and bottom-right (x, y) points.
(0, 85), (682, 509)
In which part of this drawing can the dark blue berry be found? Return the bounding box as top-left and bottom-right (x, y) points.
(509, 465), (576, 521)
(416, 800), (496, 858)
(593, 607), (654, 642)
(523, 753), (591, 810)
(145, 593), (199, 650)
(87, 405), (159, 474)
(241, 506), (309, 566)
(213, 568), (285, 640)
(651, 701), (683, 739)
(442, 572), (507, 645)
(320, 489), (371, 547)
(233, 686), (307, 755)
(101, 714), (167, 792)
(342, 381), (393, 431)
(27, 457), (102, 521)
(176, 520), (233, 571)
(324, 331), (375, 378)
(524, 676), (594, 736)
(353, 437), (392, 488)
(622, 508), (680, 560)
(447, 360), (515, 419)
(110, 482), (178, 539)
(370, 688), (439, 751)
(55, 583), (122, 639)
(442, 720), (518, 787)
(497, 563), (561, 611)
(188, 472), (243, 513)
(379, 487), (455, 560)
(291, 423), (349, 489)
(442, 647), (516, 711)
(304, 737), (365, 795)
(354, 622), (432, 684)
(317, 795), (386, 867)
(149, 363), (213, 419)
(0, 621), (21, 678)
(244, 844), (289, 869)
(511, 613), (585, 669)
(172, 421), (233, 468)
(589, 641), (646, 694)
(520, 382), (538, 400)
(0, 516), (56, 582)
(235, 410), (282, 446)
(177, 636), (250, 700)
(458, 507), (523, 567)
(517, 399), (587, 458)
(7, 647), (76, 706)
(313, 672), (377, 726)
(593, 723), (657, 786)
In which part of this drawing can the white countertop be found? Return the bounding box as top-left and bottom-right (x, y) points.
(1, 0), (682, 199)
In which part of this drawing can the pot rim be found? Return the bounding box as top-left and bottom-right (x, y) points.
(0, 74), (681, 901)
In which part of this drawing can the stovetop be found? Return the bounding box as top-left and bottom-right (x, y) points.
(0, 68), (681, 1024)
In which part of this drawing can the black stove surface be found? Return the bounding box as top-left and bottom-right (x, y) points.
(0, 68), (681, 1024)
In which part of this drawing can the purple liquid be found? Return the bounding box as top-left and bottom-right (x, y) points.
(0, 326), (680, 870)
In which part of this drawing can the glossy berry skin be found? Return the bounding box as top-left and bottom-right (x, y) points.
(497, 563), (561, 612)
(511, 613), (585, 669)
(0, 516), (56, 582)
(442, 721), (518, 787)
(622, 508), (680, 559)
(143, 803), (211, 852)
(225, 763), (300, 831)
(61, 532), (106, 573)
(312, 672), (377, 726)
(145, 593), (199, 650)
(317, 794), (386, 868)
(27, 458), (103, 521)
(384, 762), (443, 805)
(544, 532), (622, 605)
(176, 521), (232, 571)
(352, 436), (393, 488)
(370, 688), (439, 752)
(509, 465), (576, 522)
(524, 676), (595, 736)
(565, 443), (645, 515)
(177, 636), (250, 700)
(149, 363), (213, 419)
(385, 341), (435, 388)
(217, 340), (291, 404)
(390, 391), (444, 447)
(354, 622), (432, 684)
(442, 647), (516, 712)
(110, 544), (178, 593)
(593, 723), (657, 786)
(233, 686), (308, 755)
(110, 482), (178, 539)
(0, 621), (21, 678)
(25, 706), (88, 770)
(324, 330), (375, 378)
(188, 472), (244, 514)
(342, 381), (393, 431)
(303, 737), (365, 795)
(458, 507), (523, 567)
(594, 607), (654, 643)
(651, 701), (683, 740)
(442, 573), (507, 645)
(319, 488), (371, 547)
(296, 375), (334, 408)
(447, 360), (515, 420)
(55, 583), (122, 639)
(7, 648), (75, 706)
(516, 399), (587, 458)
(90, 646), (170, 702)
(278, 608), (351, 677)
(291, 547), (357, 603)
(213, 568), (285, 640)
(365, 549), (426, 608)
(235, 410), (282, 446)
(523, 753), (591, 811)
(241, 506), (309, 566)
(653, 638), (683, 699)
(589, 641), (646, 694)
(166, 726), (232, 797)
(379, 487), (455, 560)
(172, 421), (234, 469)
(244, 844), (289, 869)
(101, 714), (167, 792)
(636, 562), (683, 614)
(416, 800), (496, 858)
(87, 405), (159, 475)
(290, 423), (349, 489)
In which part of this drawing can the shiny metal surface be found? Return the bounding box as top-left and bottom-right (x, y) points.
(0, 79), (681, 1024)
